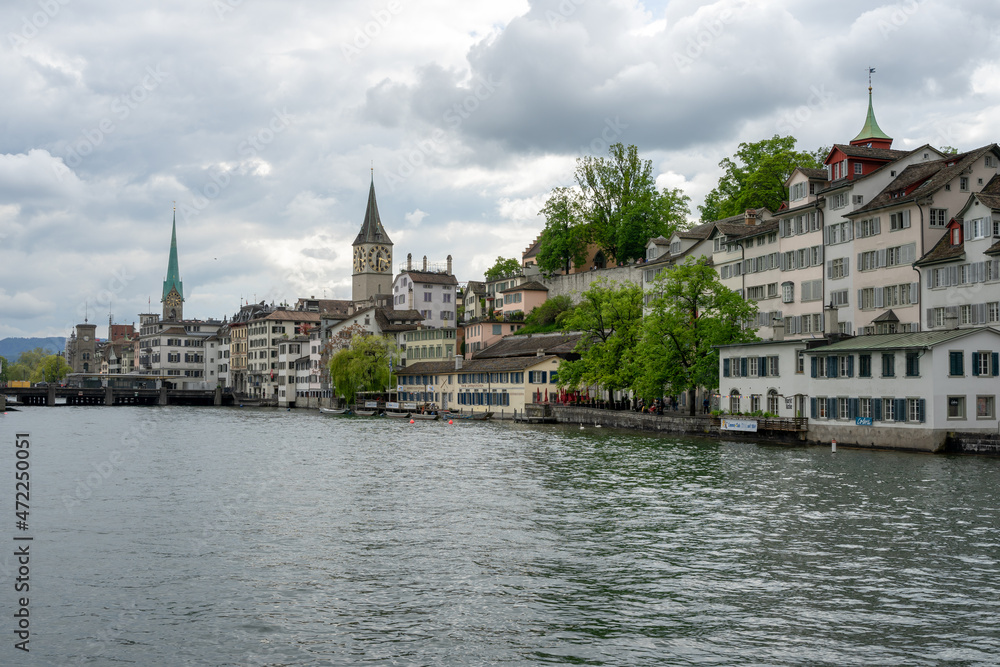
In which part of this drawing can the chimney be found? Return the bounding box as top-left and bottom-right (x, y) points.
(454, 354), (463, 370)
(945, 311), (959, 330)
(407, 253), (412, 271)
(407, 286), (413, 311)
(447, 254), (453, 275)
(824, 301), (839, 336)
(745, 209), (757, 225)
(422, 255), (427, 271)
(536, 348), (544, 357)
(771, 317), (785, 342)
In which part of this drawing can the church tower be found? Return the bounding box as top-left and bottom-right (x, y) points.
(351, 176), (394, 302)
(850, 70), (893, 150)
(162, 210), (184, 322)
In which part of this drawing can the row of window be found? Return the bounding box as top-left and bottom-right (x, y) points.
(727, 390), (782, 414)
(778, 212), (821, 237)
(811, 397), (925, 423)
(858, 283), (918, 310)
(857, 243), (916, 271)
(722, 356), (780, 378)
(928, 303), (1000, 328)
(457, 390), (511, 406)
(927, 261), (998, 288)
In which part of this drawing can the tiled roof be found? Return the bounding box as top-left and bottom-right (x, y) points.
(648, 236), (671, 246)
(353, 179), (392, 246)
(677, 220), (716, 239)
(804, 327), (999, 353)
(500, 280), (548, 293)
(375, 308), (424, 332)
(871, 309), (899, 323)
(915, 230), (964, 267)
(984, 240), (1000, 256)
(829, 143), (909, 161)
(400, 270), (459, 286)
(797, 167), (829, 180)
(474, 331), (584, 359)
(522, 235), (542, 259)
(464, 280), (486, 296)
(256, 310), (321, 323)
(852, 145), (1000, 216)
(719, 219), (779, 241)
(396, 355), (559, 375)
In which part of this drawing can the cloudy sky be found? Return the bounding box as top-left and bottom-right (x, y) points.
(3, 0), (1000, 338)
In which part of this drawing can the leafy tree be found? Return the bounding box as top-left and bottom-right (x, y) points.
(31, 355), (71, 384)
(698, 135), (823, 221)
(536, 188), (590, 275)
(635, 257), (759, 414)
(0, 356), (7, 383)
(484, 257), (522, 282)
(575, 143), (691, 263)
(328, 334), (399, 405)
(557, 279), (644, 402)
(940, 146), (959, 155)
(516, 295), (575, 335)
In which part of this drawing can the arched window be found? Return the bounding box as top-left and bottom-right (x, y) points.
(729, 390), (741, 414)
(768, 389), (779, 415)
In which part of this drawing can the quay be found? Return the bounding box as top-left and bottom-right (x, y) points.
(4, 385), (230, 407)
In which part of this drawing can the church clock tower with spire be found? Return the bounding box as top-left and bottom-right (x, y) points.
(351, 176), (394, 303)
(162, 210), (184, 322)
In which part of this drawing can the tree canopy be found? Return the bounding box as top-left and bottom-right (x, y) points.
(536, 188), (590, 276)
(699, 135), (823, 222)
(557, 279), (644, 402)
(484, 257), (522, 282)
(516, 295), (575, 335)
(327, 334), (399, 405)
(635, 257), (759, 414)
(4, 347), (61, 383)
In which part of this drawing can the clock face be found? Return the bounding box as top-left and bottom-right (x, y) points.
(353, 247), (362, 273)
(376, 248), (390, 272)
(166, 292), (181, 307)
(83, 335), (90, 342)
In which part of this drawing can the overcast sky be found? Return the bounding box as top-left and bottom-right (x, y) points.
(3, 0), (999, 339)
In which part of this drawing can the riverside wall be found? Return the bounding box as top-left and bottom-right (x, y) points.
(945, 432), (1000, 455)
(538, 264), (645, 301)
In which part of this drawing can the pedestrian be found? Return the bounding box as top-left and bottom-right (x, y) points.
(702, 397), (710, 414)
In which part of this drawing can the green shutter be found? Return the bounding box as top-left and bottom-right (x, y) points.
(811, 357), (817, 378)
(993, 352), (1000, 377)
(810, 397), (817, 418)
(972, 352), (980, 376)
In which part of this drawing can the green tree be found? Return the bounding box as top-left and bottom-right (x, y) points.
(635, 257), (759, 414)
(484, 257), (522, 282)
(699, 135), (823, 221)
(557, 279), (644, 403)
(517, 295), (575, 335)
(536, 187), (590, 275)
(940, 145), (959, 155)
(0, 356), (7, 383)
(575, 143), (691, 263)
(31, 355), (71, 384)
(328, 334), (399, 405)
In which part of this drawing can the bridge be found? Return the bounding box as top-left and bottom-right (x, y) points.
(2, 386), (232, 408)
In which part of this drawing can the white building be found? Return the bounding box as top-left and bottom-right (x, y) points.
(391, 254), (459, 329)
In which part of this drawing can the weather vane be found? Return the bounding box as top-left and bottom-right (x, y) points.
(868, 66), (876, 91)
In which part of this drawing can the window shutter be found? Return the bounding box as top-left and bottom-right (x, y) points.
(873, 398), (882, 421)
(895, 398), (906, 422)
(740, 357), (747, 377)
(875, 288), (884, 309)
(858, 289), (863, 306)
(844, 257), (849, 276)
(759, 357), (767, 377)
(849, 398), (858, 420)
(874, 217), (881, 234)
(926, 271), (933, 288)
(824, 226), (831, 245)
(877, 249), (887, 268)
(828, 356), (837, 378)
(780, 253), (787, 271)
(723, 359), (730, 377)
(902, 209), (911, 228)
(910, 283), (919, 304)
(972, 352), (980, 376)
(773, 357), (779, 376)
(964, 219), (972, 240)
(854, 220), (862, 237)
(827, 397), (836, 418)
(847, 355), (854, 377)
(993, 352), (999, 377)
(810, 397), (817, 418)
(980, 303), (989, 324)
(927, 308), (934, 328)
(827, 261), (833, 279)
(918, 399), (926, 423)
(818, 245), (824, 263)
(811, 357), (817, 378)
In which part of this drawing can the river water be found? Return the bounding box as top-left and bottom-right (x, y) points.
(0, 406), (998, 665)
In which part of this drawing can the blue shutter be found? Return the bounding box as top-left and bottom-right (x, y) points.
(849, 398), (858, 419)
(828, 356), (837, 378)
(895, 398), (906, 422)
(873, 398), (882, 421)
(810, 397), (817, 418)
(723, 359), (730, 377)
(540, 371), (547, 383)
(759, 356), (767, 377)
(993, 352), (1000, 377)
(740, 357), (748, 377)
(918, 399), (926, 423)
(972, 352), (980, 376)
(847, 355), (854, 378)
(811, 357), (817, 378)
(827, 397), (836, 418)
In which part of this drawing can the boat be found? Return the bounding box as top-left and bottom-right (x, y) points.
(353, 409), (378, 416)
(443, 411), (493, 421)
(409, 412), (439, 421)
(384, 411), (411, 418)
(319, 407), (350, 415)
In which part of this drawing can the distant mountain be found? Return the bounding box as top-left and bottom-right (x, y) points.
(0, 337), (67, 361)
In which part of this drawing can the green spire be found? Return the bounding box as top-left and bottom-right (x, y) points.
(162, 209), (183, 301)
(852, 87), (892, 143)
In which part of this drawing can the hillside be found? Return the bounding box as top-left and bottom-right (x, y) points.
(0, 337), (67, 360)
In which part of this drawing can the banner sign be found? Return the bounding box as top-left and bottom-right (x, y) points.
(365, 401), (377, 408)
(855, 417), (873, 426)
(403, 402), (417, 410)
(386, 402), (399, 409)
(721, 418), (758, 433)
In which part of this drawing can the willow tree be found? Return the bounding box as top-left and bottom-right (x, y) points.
(636, 257), (758, 414)
(328, 334), (399, 405)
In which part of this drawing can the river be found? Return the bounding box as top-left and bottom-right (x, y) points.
(0, 406), (997, 665)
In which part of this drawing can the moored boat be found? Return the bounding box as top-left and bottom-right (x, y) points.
(319, 407), (350, 415)
(409, 412), (439, 421)
(353, 409), (378, 416)
(385, 410), (411, 418)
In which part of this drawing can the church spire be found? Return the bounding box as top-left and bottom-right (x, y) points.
(162, 208), (183, 302)
(352, 176), (393, 246)
(851, 68), (892, 147)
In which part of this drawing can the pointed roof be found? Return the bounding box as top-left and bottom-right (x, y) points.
(162, 210), (183, 301)
(353, 177), (392, 246)
(851, 88), (892, 144)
